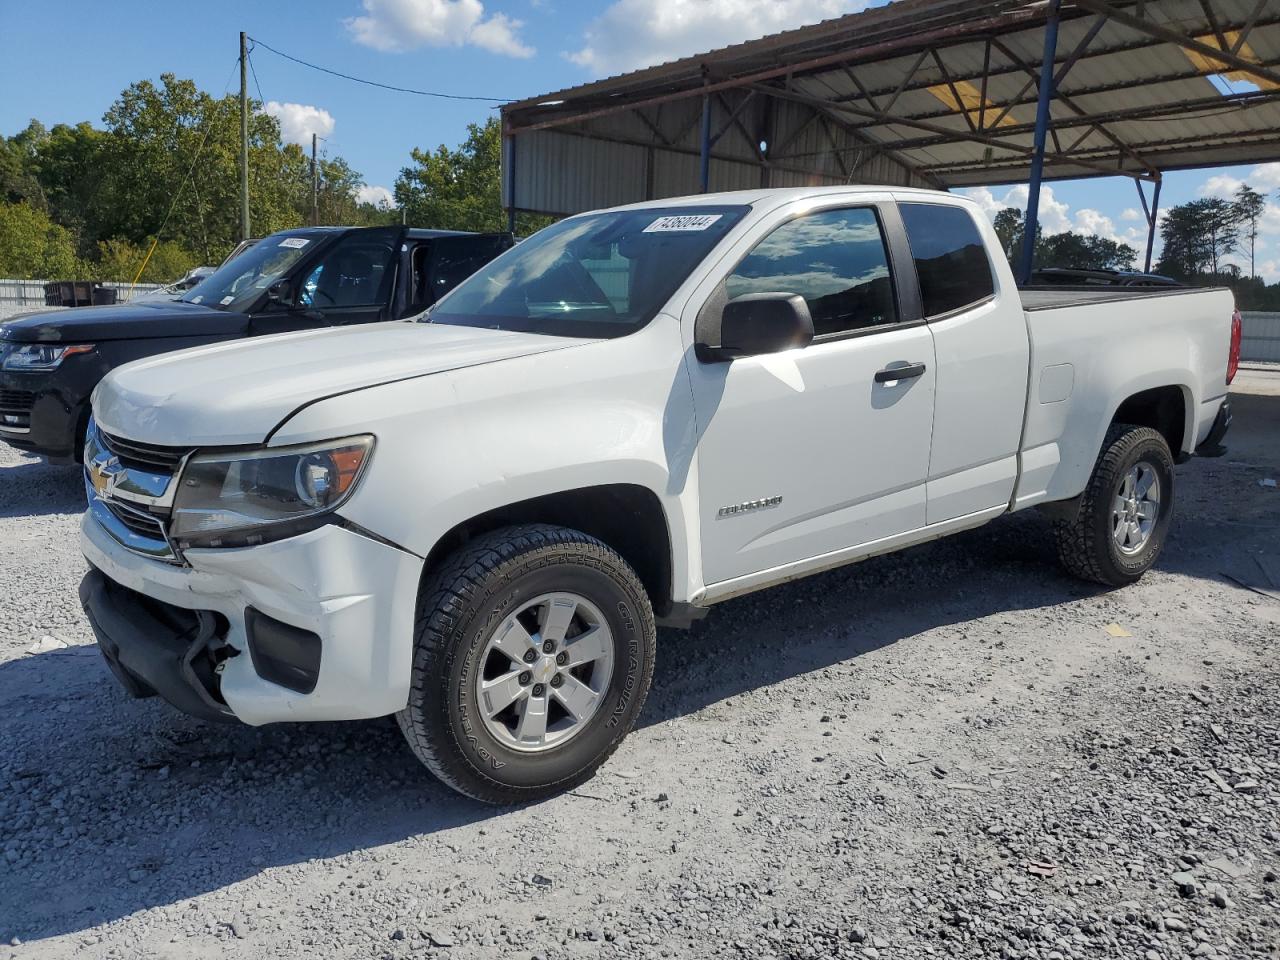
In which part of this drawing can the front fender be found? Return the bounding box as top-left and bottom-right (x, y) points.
(270, 315), (704, 603)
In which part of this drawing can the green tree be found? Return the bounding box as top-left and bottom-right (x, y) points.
(97, 74), (309, 261)
(0, 201), (81, 278)
(992, 207), (1023, 260)
(1233, 183), (1266, 278)
(395, 117), (552, 234)
(1037, 231), (1137, 271)
(96, 237), (198, 282)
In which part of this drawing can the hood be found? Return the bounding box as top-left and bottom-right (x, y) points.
(0, 300), (248, 343)
(92, 321), (587, 446)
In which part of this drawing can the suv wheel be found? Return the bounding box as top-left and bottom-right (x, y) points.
(1053, 424), (1175, 587)
(397, 524), (656, 804)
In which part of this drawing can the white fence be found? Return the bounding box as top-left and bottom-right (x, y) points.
(0, 278), (166, 323)
(1242, 312), (1280, 363)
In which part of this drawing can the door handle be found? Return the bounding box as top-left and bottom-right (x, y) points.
(874, 362), (927, 383)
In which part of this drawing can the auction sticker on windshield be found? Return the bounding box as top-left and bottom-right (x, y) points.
(278, 237), (309, 249)
(643, 214), (723, 233)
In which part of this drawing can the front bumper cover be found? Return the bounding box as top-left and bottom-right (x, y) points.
(80, 568), (236, 723)
(80, 510), (425, 725)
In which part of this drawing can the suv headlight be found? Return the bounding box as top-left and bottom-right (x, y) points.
(2, 343), (94, 371)
(170, 436), (374, 549)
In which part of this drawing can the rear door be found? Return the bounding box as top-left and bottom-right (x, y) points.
(687, 197), (938, 586)
(894, 199), (1030, 523)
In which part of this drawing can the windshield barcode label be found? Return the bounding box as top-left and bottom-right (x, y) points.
(278, 237), (310, 248)
(643, 215), (722, 233)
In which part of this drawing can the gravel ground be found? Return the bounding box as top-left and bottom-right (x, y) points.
(1, 377), (1278, 960)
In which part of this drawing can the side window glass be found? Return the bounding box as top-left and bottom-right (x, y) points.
(725, 207), (897, 338)
(899, 203), (995, 317)
(299, 232), (396, 308)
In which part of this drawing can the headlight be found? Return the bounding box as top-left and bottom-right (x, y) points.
(2, 343), (95, 371)
(170, 436), (373, 549)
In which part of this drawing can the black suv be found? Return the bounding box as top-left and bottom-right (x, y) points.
(0, 226), (512, 461)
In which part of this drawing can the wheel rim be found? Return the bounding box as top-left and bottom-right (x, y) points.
(1112, 461), (1161, 556)
(475, 592), (614, 753)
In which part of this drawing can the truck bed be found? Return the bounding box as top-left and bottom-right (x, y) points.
(1018, 285), (1217, 312)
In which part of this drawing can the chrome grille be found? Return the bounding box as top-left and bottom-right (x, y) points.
(85, 422), (187, 563)
(99, 429), (194, 471)
(103, 498), (168, 540)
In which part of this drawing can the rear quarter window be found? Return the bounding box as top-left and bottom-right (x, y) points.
(899, 203), (995, 318)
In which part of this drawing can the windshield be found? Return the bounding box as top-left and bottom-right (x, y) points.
(180, 233), (324, 311)
(428, 205), (749, 338)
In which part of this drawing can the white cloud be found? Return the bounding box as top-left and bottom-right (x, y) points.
(1120, 207), (1142, 222)
(1260, 202), (1280, 236)
(1201, 173), (1243, 199)
(346, 0), (533, 57)
(260, 101), (335, 146)
(468, 12), (534, 57)
(964, 185), (1147, 247)
(997, 183), (1072, 234)
(357, 184), (395, 208)
(567, 0), (866, 75)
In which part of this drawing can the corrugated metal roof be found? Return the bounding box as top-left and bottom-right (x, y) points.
(501, 0), (1280, 215)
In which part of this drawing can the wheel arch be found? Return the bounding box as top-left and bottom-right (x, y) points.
(1109, 383), (1192, 457)
(420, 483), (676, 620)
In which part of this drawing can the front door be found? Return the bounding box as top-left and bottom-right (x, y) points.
(251, 228), (400, 335)
(687, 202), (937, 587)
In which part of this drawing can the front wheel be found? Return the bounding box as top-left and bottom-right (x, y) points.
(397, 524), (656, 804)
(1053, 424), (1175, 587)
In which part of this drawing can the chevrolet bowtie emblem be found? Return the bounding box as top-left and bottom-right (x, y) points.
(89, 455), (121, 497)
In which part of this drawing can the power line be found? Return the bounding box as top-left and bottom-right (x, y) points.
(246, 43), (266, 105)
(247, 36), (511, 103)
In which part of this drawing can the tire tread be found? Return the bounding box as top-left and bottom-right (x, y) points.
(1053, 424), (1170, 586)
(396, 524), (655, 804)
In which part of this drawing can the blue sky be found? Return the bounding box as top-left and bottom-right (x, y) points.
(3, 0), (1278, 278)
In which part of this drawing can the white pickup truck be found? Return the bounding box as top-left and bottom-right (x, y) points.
(78, 186), (1239, 803)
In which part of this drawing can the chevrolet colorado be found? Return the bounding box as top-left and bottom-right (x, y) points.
(0, 225), (511, 460)
(77, 187), (1238, 803)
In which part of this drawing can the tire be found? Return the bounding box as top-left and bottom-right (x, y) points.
(396, 524), (656, 804)
(1053, 424), (1175, 587)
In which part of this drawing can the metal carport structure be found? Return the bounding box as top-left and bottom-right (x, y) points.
(499, 0), (1280, 281)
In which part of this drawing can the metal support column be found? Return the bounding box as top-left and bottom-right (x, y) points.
(1018, 0), (1061, 286)
(1143, 177), (1162, 274)
(503, 124), (517, 233)
(699, 94), (712, 193)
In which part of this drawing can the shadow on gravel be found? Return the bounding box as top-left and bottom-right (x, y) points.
(0, 454), (82, 518)
(641, 508), (1103, 728)
(0, 645), (492, 943)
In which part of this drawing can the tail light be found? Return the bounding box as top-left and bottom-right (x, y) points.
(1227, 309), (1242, 385)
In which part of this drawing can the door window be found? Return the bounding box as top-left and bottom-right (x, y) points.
(898, 203), (995, 317)
(725, 207), (898, 338)
(300, 231), (397, 308)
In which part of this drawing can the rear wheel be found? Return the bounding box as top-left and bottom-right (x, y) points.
(1053, 424), (1175, 587)
(397, 524), (656, 804)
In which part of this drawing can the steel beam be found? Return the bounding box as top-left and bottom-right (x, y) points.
(1073, 0), (1280, 89)
(1020, 0), (1061, 286)
(699, 94), (712, 192)
(1143, 177), (1162, 273)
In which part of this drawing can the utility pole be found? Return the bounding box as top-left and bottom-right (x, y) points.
(239, 31), (250, 241)
(311, 133), (319, 226)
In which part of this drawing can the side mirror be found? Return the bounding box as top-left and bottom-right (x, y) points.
(718, 292), (814, 359)
(265, 278), (292, 306)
